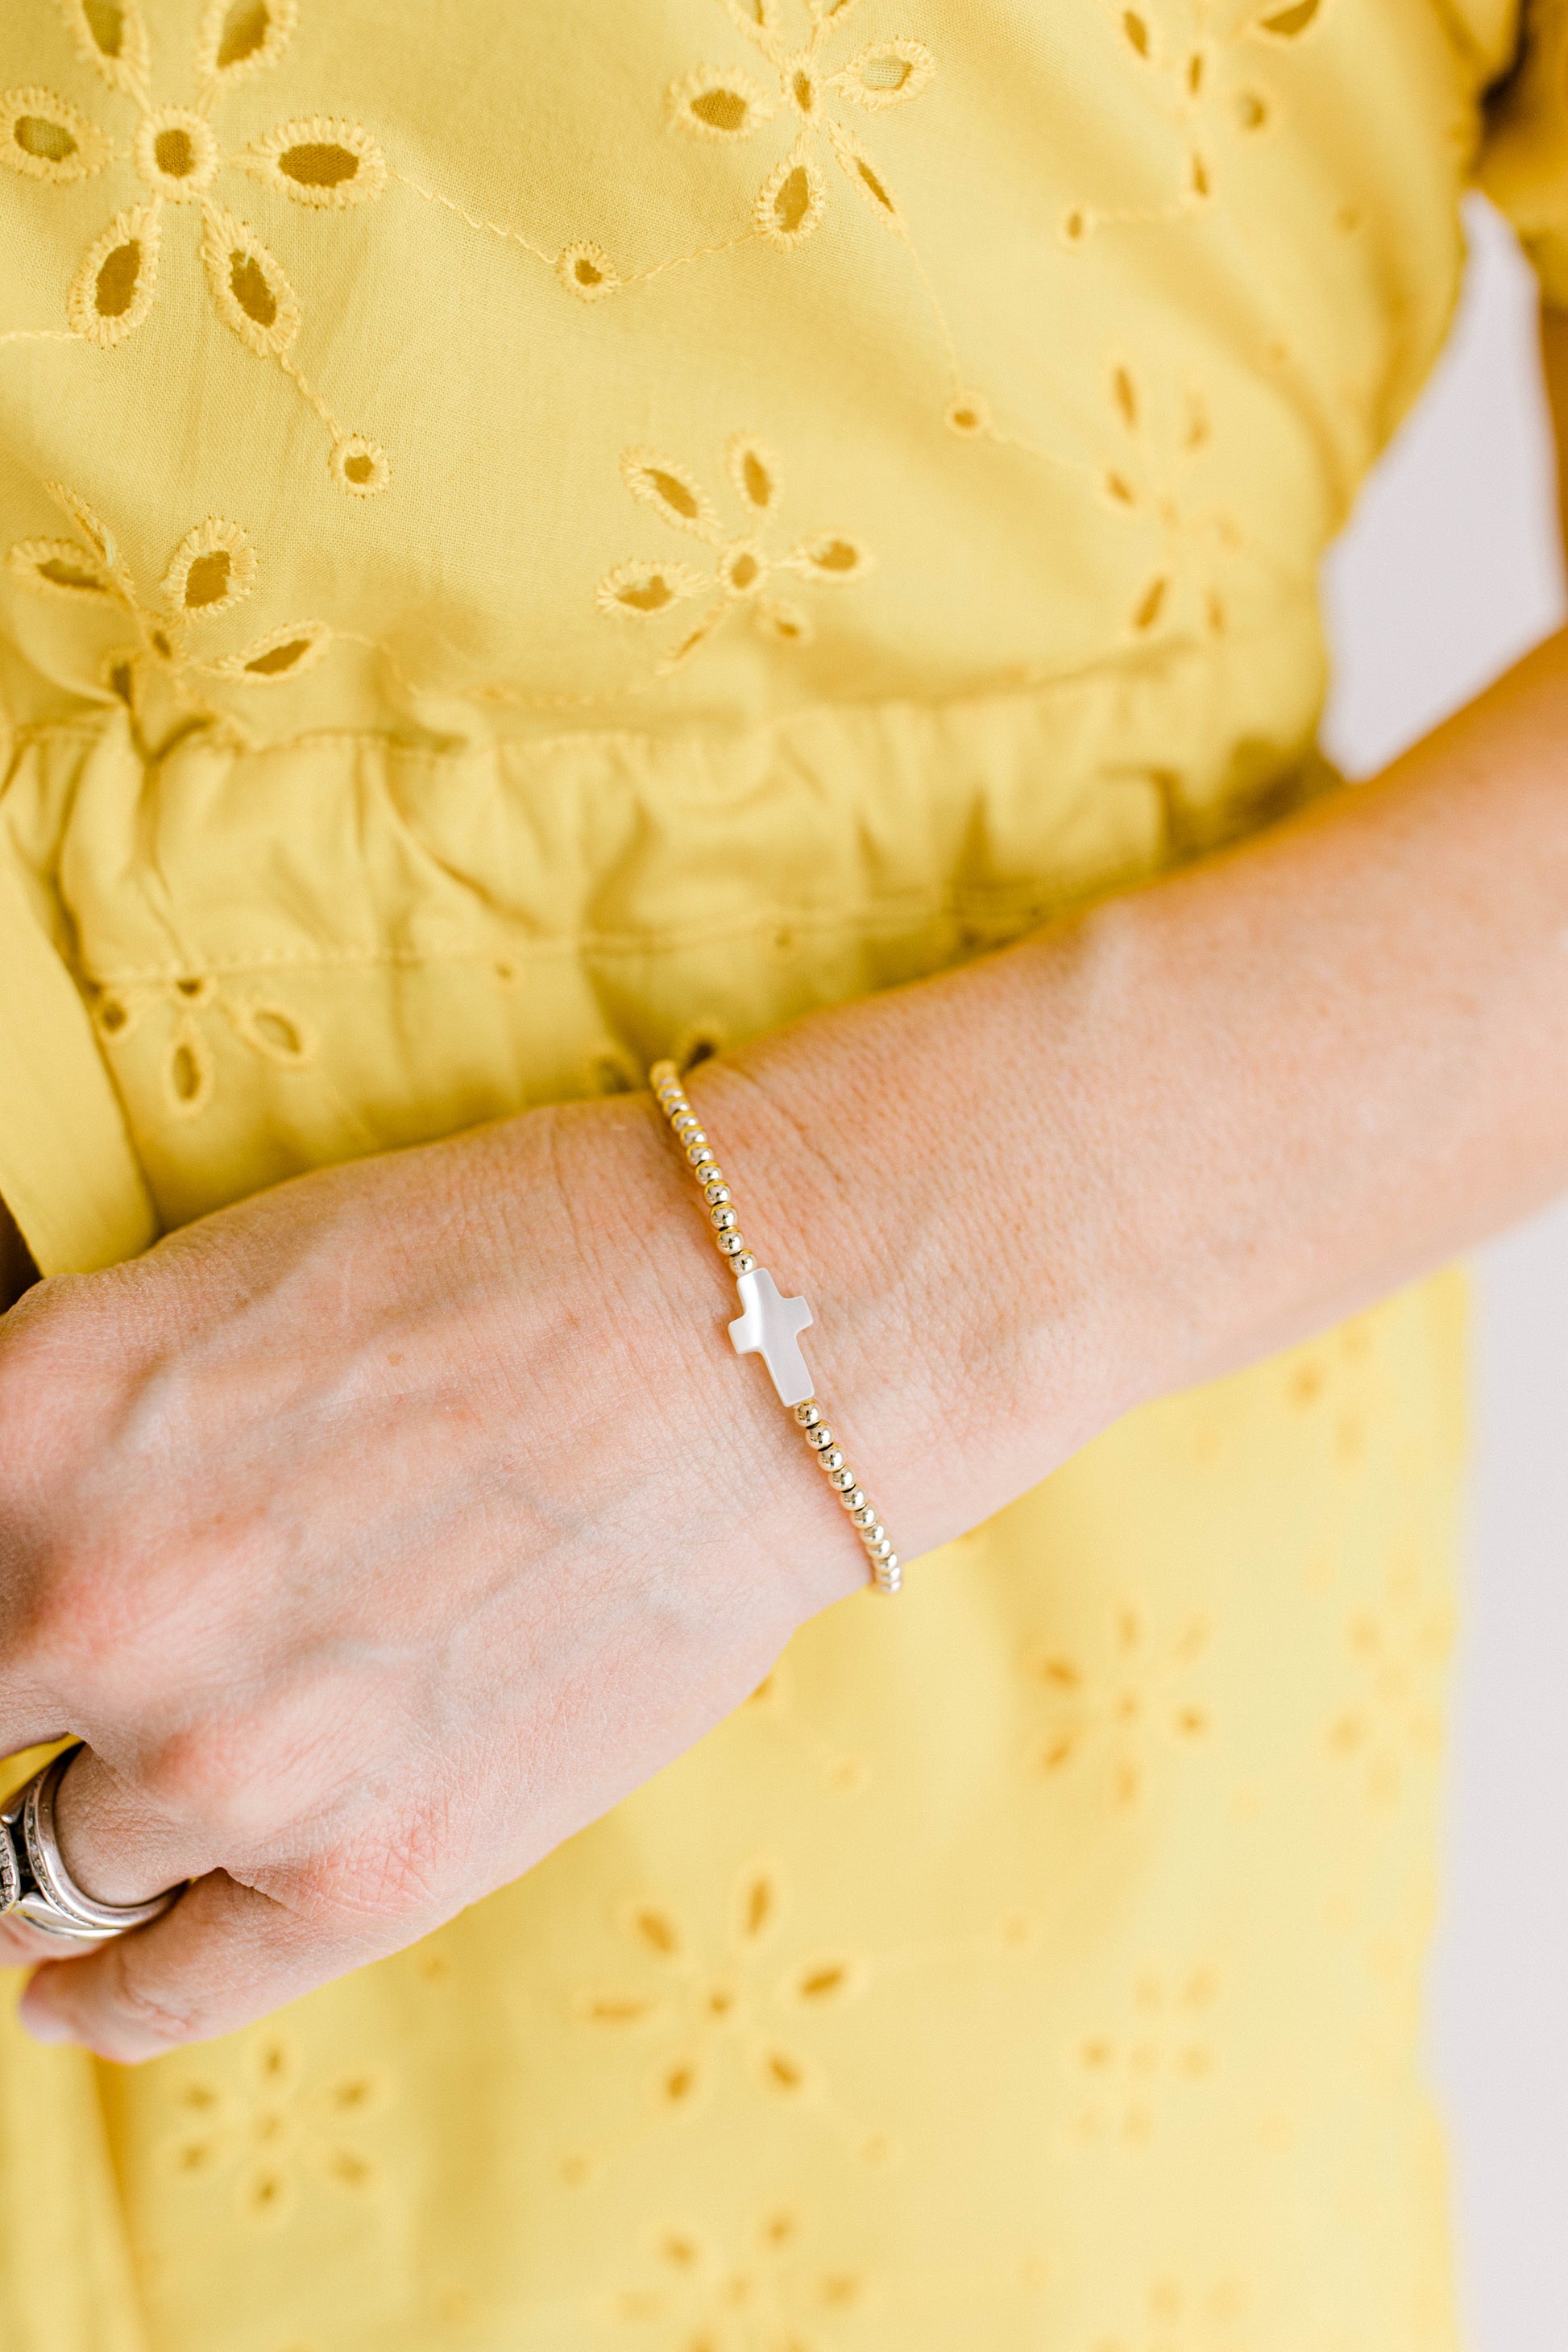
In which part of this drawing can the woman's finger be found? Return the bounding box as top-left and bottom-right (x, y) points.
(48, 1743), (218, 1909)
(0, 1743), (223, 1985)
(16, 1869), (376, 2062)
(0, 1912), (85, 1967)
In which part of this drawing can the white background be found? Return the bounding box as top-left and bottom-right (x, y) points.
(1320, 193), (1568, 2352)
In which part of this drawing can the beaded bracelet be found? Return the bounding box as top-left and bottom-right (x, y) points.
(649, 1060), (902, 1596)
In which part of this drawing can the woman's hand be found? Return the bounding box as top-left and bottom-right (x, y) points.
(0, 1093), (917, 2061)
(7, 613), (1568, 2065)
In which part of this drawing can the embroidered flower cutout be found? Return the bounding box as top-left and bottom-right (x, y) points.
(59, 0), (151, 100)
(1101, 0), (1283, 214)
(604, 2208), (872, 2343)
(326, 432), (390, 497)
(1066, 1963), (1222, 2151)
(0, 85), (114, 182)
(1081, 2271), (1250, 2350)
(1325, 1548), (1454, 1808)
(159, 2030), (390, 2225)
(6, 482), (332, 752)
(668, 0), (934, 248)
(597, 433), (872, 671)
(556, 239), (620, 301)
(2, 0), (388, 490)
(1099, 362), (1273, 640)
(85, 964), (317, 1122)
(1027, 1595), (1212, 1809)
(570, 1859), (885, 2157)
(234, 114), (385, 208)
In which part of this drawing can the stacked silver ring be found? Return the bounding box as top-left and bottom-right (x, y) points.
(0, 1744), (182, 1949)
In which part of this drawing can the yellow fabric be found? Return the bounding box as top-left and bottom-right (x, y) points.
(1481, 0), (1568, 305)
(0, 1), (1552, 2344)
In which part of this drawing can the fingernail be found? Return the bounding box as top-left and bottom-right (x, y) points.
(18, 1995), (77, 2047)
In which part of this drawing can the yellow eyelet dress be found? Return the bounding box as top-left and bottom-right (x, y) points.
(2, 3), (1566, 2345)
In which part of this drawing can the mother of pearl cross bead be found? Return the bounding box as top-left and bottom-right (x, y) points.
(728, 1267), (815, 1408)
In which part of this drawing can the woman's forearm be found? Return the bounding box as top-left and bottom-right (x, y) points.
(703, 628), (1568, 1562)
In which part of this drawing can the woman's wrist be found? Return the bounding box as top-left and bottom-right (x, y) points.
(666, 940), (1170, 1576)
(523, 1086), (878, 1619)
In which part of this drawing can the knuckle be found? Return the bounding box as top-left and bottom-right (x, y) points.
(10, 1541), (141, 1697)
(138, 1724), (262, 1836)
(0, 1278), (99, 1427)
(0, 1264), (162, 1546)
(0, 1371), (69, 1543)
(140, 1727), (228, 1815)
(6, 1541), (108, 1678)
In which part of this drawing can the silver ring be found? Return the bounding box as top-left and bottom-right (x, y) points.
(0, 1744), (184, 1949)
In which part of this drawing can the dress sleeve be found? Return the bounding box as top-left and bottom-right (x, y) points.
(1479, 0), (1568, 305)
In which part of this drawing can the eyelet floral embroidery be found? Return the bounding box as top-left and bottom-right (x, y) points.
(1, 0), (389, 491)
(668, 0), (935, 248)
(1325, 1547), (1454, 1807)
(1066, 1963), (1222, 2151)
(8, 476), (330, 697)
(158, 2030), (392, 2227)
(563, 1852), (1028, 2188)
(1082, 2271), (1251, 2350)
(7, 480), (333, 765)
(569, 1859), (880, 2155)
(601, 2207), (873, 2342)
(597, 434), (871, 672)
(85, 965), (319, 1123)
(1097, 362), (1283, 640)
(1027, 1595), (1212, 1808)
(1098, 0), (1287, 215)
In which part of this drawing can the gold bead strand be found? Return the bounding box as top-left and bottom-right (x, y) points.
(792, 1400), (902, 1595)
(649, 1059), (901, 1596)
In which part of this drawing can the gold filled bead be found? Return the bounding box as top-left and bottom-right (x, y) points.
(732, 1251), (757, 1275)
(807, 1425), (834, 1450)
(703, 1181), (731, 1205)
(717, 1230), (747, 1255)
(840, 1486), (866, 1511)
(852, 1504), (877, 1529)
(795, 1402), (821, 1426)
(711, 1205), (738, 1230)
(820, 1446), (844, 1471)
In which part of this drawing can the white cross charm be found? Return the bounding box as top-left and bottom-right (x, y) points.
(728, 1267), (815, 1408)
